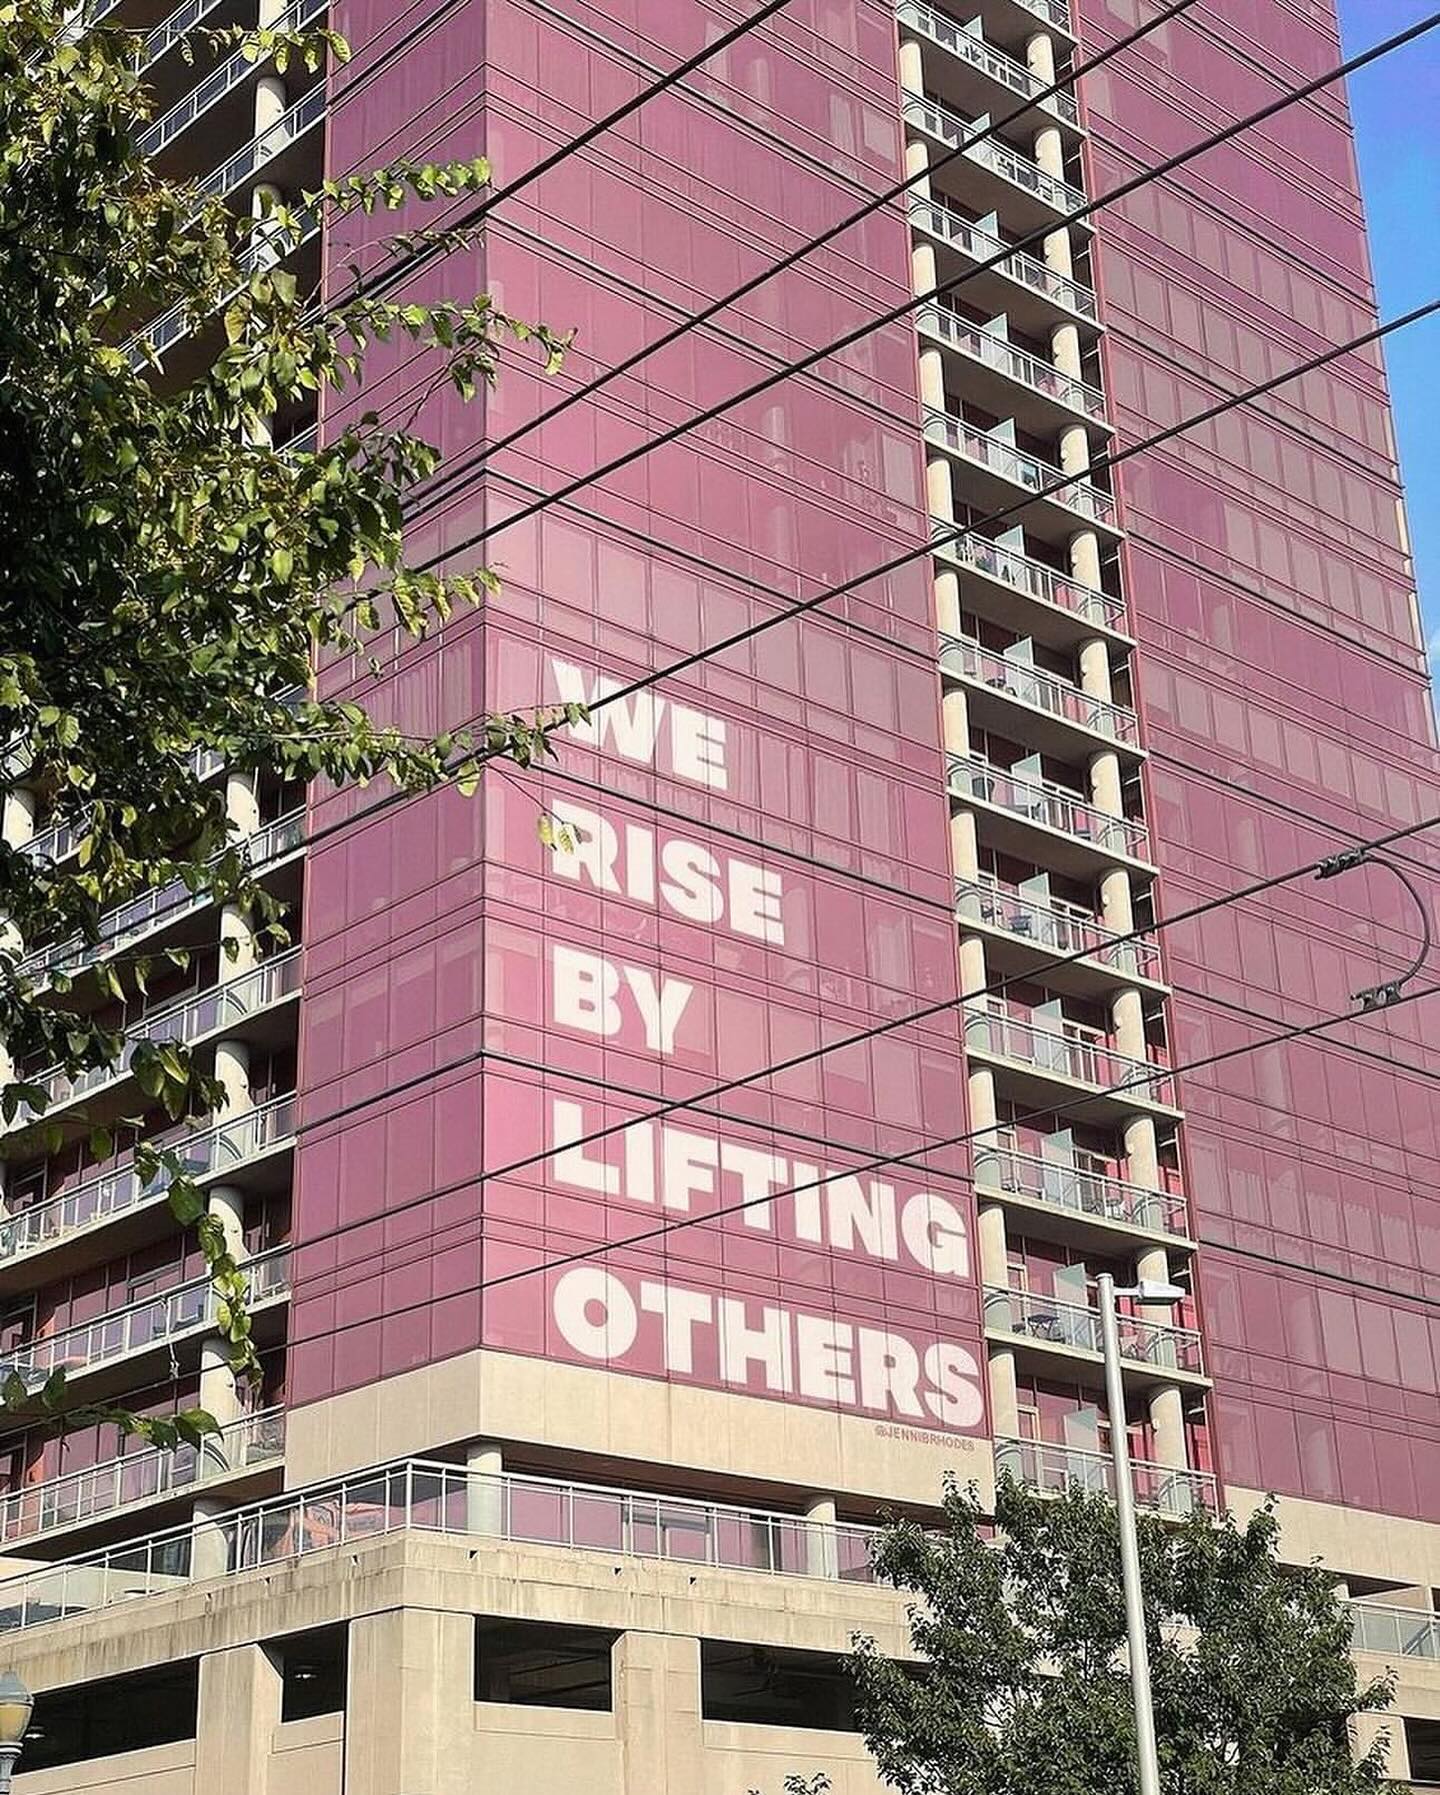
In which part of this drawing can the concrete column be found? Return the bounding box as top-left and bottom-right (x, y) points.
(803, 1493), (839, 1579)
(253, 77), (286, 140)
(213, 1037), (253, 1116)
(344, 1608), (475, 1795)
(927, 453), (956, 522)
(1, 787), (36, 852)
(1026, 32), (1057, 84)
(1033, 123), (1065, 181)
(941, 686), (970, 759)
(976, 1199), (1009, 1288)
(1088, 747), (1124, 819)
(1124, 1111), (1161, 1191)
(616, 1632), (704, 1794)
(1078, 638), (1113, 702)
(1043, 225), (1075, 280)
(950, 808), (980, 883)
(194, 1642), (283, 1795)
(1148, 1383), (1188, 1472)
(1051, 321), (1082, 380)
(226, 769), (261, 839)
(1069, 528), (1103, 591)
(465, 1437), (505, 1535)
(191, 1491), (237, 1583)
(1059, 421), (1091, 477)
(1354, 1713), (1407, 1782)
(898, 36), (924, 97)
(958, 933), (988, 1000)
(905, 135), (931, 197)
(1110, 985), (1148, 1063)
(1099, 866), (1135, 936)
(970, 1063), (1002, 1190)
(988, 1346), (1021, 1437)
(918, 343), (945, 409)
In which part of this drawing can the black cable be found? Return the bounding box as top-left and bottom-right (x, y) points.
(251, 812), (1440, 1275)
(278, 976), (1440, 1345)
(403, 0), (1205, 509)
(399, 12), (1440, 561)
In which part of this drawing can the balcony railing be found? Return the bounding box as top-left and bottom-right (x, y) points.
(0, 1408), (285, 1545)
(984, 1284), (1204, 1373)
(919, 306), (1107, 423)
(923, 411), (1117, 527)
(140, 0), (229, 69)
(971, 1142), (1188, 1236)
(136, 210), (320, 365)
(0, 1459), (884, 1633)
(934, 532), (1125, 632)
(895, 1), (1079, 125)
(965, 1001), (1176, 1107)
(21, 752), (225, 868)
(1009, 0), (1073, 32)
(904, 95), (1087, 216)
(0, 1095), (296, 1266)
(193, 87), (326, 211)
(10, 949), (301, 1132)
(948, 755), (1149, 860)
(940, 635), (1137, 744)
(139, 0), (326, 156)
(995, 1436), (1217, 1517)
(907, 193), (1098, 320)
(20, 810), (304, 982)
(1349, 1603), (1440, 1660)
(2, 1248), (289, 1391)
(956, 878), (1162, 980)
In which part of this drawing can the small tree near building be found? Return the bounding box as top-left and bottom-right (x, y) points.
(848, 1475), (1394, 1795)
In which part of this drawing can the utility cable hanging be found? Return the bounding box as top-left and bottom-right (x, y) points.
(1317, 847), (1435, 1010)
(406, 10), (1440, 558)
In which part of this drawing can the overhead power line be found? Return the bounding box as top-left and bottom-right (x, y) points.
(400, 10), (1440, 559)
(278, 973), (1440, 1345)
(402, 0), (1205, 505)
(255, 813), (1440, 1276)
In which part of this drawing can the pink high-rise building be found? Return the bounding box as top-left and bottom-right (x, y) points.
(3, 0), (1437, 1786)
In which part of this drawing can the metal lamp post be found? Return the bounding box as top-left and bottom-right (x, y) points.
(1096, 1272), (1185, 1795)
(0, 1671), (33, 1793)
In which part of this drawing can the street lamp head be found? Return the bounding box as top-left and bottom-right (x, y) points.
(0, 1673), (32, 1747)
(1135, 1280), (1186, 1306)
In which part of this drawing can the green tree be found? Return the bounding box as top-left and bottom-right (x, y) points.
(0, 0), (571, 1444)
(851, 1477), (1393, 1795)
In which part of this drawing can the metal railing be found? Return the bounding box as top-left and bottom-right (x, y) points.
(948, 755), (1149, 860)
(21, 751), (225, 867)
(965, 1000), (1175, 1106)
(0, 1459), (883, 1633)
(139, 0), (227, 69)
(956, 877), (1162, 979)
(0, 1409), (285, 1545)
(139, 0), (326, 156)
(1349, 1603), (1440, 1660)
(895, 0), (1079, 125)
(0, 1096), (296, 1265)
(193, 87), (326, 210)
(940, 635), (1137, 743)
(908, 193), (1098, 321)
(20, 810), (304, 981)
(10, 949), (301, 1131)
(923, 411), (1117, 527)
(2, 1248), (289, 1389)
(918, 306), (1106, 423)
(136, 211), (320, 364)
(904, 95), (1087, 215)
(1009, 0), (1073, 32)
(995, 1436), (1217, 1516)
(985, 1284), (1204, 1372)
(934, 532), (1125, 630)
(971, 1142), (1188, 1236)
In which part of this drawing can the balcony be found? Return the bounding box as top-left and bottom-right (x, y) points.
(984, 1284), (1206, 1379)
(139, 0), (326, 159)
(994, 1436), (1217, 1517)
(908, 192), (1098, 329)
(9, 948), (302, 1135)
(0, 1408), (285, 1549)
(895, 1), (1080, 132)
(904, 95), (1087, 233)
(956, 879), (1164, 995)
(1, 1247), (289, 1398)
(20, 751), (226, 868)
(1349, 1603), (1440, 1661)
(924, 412), (1119, 539)
(940, 634), (1139, 762)
(20, 809), (304, 984)
(948, 754), (1151, 880)
(919, 306), (1108, 436)
(965, 998), (1179, 1116)
(135, 208), (321, 367)
(972, 1142), (1190, 1243)
(0, 1459), (888, 1633)
(0, 1096), (296, 1282)
(932, 532), (1128, 653)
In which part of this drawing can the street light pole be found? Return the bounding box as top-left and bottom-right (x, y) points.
(1097, 1272), (1166, 1795)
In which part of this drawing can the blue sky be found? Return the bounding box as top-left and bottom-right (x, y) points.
(1337, 0), (1440, 672)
